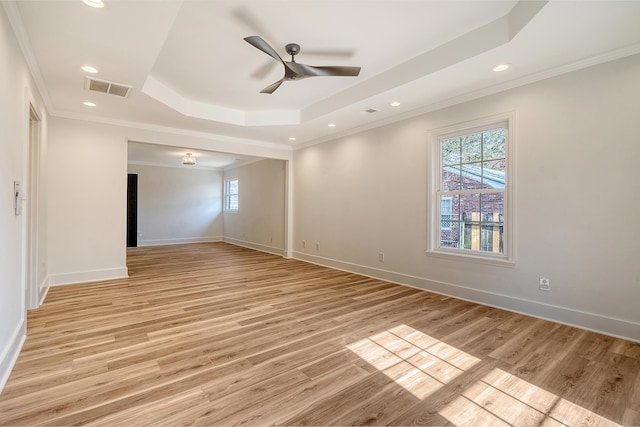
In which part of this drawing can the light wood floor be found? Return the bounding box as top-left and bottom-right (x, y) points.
(1, 242), (639, 426)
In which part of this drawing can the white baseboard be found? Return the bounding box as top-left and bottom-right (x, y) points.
(0, 319), (26, 394)
(49, 267), (129, 287)
(38, 275), (49, 306)
(293, 252), (640, 343)
(223, 237), (285, 257)
(138, 236), (222, 247)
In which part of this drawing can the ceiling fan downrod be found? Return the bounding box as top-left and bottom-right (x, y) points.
(285, 43), (300, 62)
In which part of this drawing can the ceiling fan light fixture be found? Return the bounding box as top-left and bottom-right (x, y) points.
(82, 0), (105, 8)
(182, 153), (196, 166)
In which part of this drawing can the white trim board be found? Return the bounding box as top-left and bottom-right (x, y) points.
(38, 275), (49, 306)
(293, 251), (640, 343)
(137, 236), (222, 247)
(223, 237), (285, 258)
(49, 267), (129, 287)
(0, 320), (26, 394)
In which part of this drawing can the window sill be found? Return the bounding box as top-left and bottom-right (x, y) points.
(425, 248), (516, 268)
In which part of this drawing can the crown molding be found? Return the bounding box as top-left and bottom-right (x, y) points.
(296, 42), (640, 150)
(2, 1), (54, 113)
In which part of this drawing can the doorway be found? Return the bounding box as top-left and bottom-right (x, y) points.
(126, 174), (138, 247)
(25, 105), (41, 309)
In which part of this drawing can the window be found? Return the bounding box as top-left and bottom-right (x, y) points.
(224, 178), (238, 212)
(441, 196), (453, 231)
(428, 114), (514, 264)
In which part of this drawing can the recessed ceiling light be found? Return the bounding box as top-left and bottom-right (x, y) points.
(390, 101), (401, 107)
(328, 123), (336, 127)
(81, 65), (98, 74)
(493, 63), (510, 72)
(289, 137), (296, 141)
(83, 101), (96, 107)
(82, 0), (104, 8)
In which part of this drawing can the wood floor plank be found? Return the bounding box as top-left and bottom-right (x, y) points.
(230, 363), (371, 426)
(0, 242), (637, 426)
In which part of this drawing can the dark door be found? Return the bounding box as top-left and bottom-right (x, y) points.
(126, 174), (138, 247)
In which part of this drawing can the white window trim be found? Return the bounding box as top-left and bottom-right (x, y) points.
(224, 177), (239, 213)
(426, 112), (516, 267)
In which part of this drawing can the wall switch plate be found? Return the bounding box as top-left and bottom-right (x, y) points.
(379, 253), (384, 262)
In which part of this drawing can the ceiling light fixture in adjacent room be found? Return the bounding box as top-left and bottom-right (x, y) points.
(289, 137), (296, 141)
(182, 153), (196, 166)
(81, 65), (98, 73)
(390, 101), (401, 107)
(328, 123), (336, 128)
(83, 101), (96, 107)
(493, 63), (510, 72)
(82, 0), (105, 8)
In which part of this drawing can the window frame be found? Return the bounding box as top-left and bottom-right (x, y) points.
(224, 178), (239, 212)
(440, 196), (453, 231)
(427, 113), (516, 266)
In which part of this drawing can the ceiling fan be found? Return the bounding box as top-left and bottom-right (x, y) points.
(244, 36), (361, 94)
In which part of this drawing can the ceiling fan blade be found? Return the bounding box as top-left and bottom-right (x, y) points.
(291, 63), (361, 78)
(302, 48), (356, 59)
(232, 7), (274, 41)
(251, 61), (278, 79)
(260, 78), (285, 94)
(244, 36), (284, 64)
(310, 66), (361, 77)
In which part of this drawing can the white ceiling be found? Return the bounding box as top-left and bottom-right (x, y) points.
(127, 141), (262, 170)
(6, 0), (640, 167)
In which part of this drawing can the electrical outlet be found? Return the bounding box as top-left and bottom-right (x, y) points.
(379, 253), (384, 262)
(270, 237), (273, 243)
(539, 277), (550, 291)
(315, 243), (319, 251)
(302, 241), (306, 249)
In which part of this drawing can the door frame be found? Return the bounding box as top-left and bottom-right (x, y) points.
(24, 102), (42, 310)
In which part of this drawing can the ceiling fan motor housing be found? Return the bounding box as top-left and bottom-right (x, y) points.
(285, 43), (300, 60)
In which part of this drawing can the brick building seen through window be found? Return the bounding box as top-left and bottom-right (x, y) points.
(438, 128), (506, 254)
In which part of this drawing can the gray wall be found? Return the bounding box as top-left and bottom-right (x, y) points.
(0, 4), (48, 389)
(293, 53), (640, 340)
(47, 117), (128, 285)
(223, 159), (286, 256)
(44, 116), (290, 288)
(128, 163), (223, 246)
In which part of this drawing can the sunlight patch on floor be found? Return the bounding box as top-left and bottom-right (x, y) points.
(440, 368), (621, 427)
(346, 324), (480, 399)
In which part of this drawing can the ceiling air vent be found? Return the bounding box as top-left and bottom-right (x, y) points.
(365, 108), (379, 114)
(84, 77), (133, 98)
